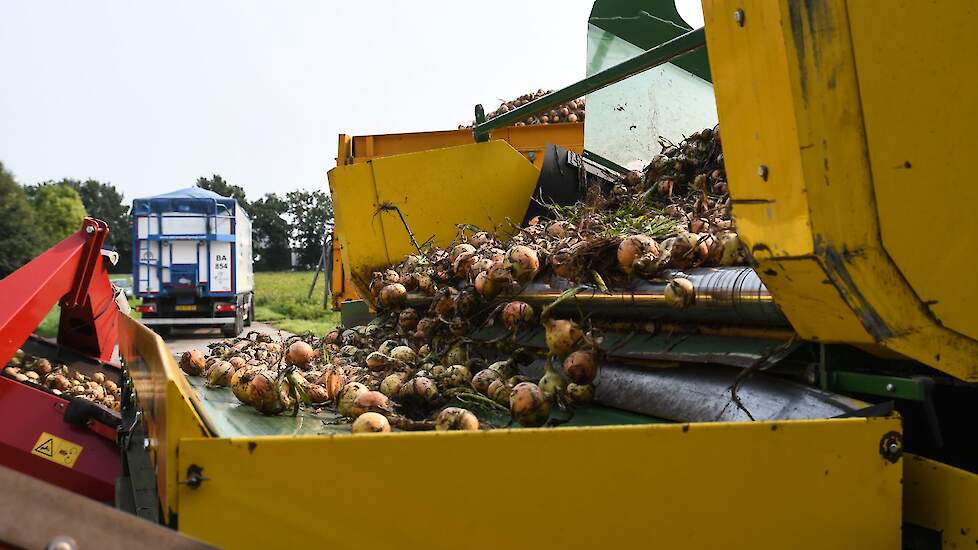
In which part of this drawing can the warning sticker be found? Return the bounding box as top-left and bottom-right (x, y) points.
(31, 432), (83, 468)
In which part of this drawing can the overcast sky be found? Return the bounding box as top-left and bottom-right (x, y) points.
(0, 1), (703, 203)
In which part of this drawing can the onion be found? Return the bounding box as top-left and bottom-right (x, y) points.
(565, 383), (595, 405)
(206, 361), (235, 386)
(450, 243), (476, 263)
(509, 382), (551, 427)
(378, 283), (407, 309)
(538, 358), (566, 399)
(416, 273), (435, 295)
(351, 390), (394, 417)
(389, 346), (417, 364)
(487, 379), (512, 405)
(399, 272), (418, 291)
(286, 341), (316, 368)
(338, 382), (369, 416)
(473, 271), (490, 296)
(546, 221), (571, 239)
(306, 384), (330, 403)
(378, 339), (398, 356)
(249, 370), (293, 415)
(33, 359), (53, 376)
(563, 350), (598, 384)
(670, 232), (709, 269)
(487, 359), (517, 379)
(398, 309), (419, 332)
(179, 350), (206, 376)
(471, 369), (500, 395)
(324, 329), (341, 345)
(544, 318), (583, 356)
(433, 287), (458, 317)
(231, 366), (260, 405)
(229, 356), (247, 371)
(567, 113), (578, 123)
(442, 344), (467, 367)
(317, 369), (347, 399)
(366, 352), (394, 371)
(505, 245), (540, 283)
(435, 407), (480, 431)
(664, 277), (695, 309)
(380, 372), (410, 397)
(443, 364), (472, 387)
(91, 371), (105, 384)
(352, 412), (391, 433)
(469, 231), (492, 248)
(500, 301), (535, 331)
(102, 379), (119, 394)
(617, 235), (660, 276)
(47, 374), (71, 392)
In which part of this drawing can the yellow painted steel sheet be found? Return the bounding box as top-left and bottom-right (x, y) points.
(176, 417), (902, 549)
(118, 315), (214, 523)
(904, 454), (978, 548)
(845, 1), (978, 343)
(328, 140), (539, 296)
(702, 0), (978, 380)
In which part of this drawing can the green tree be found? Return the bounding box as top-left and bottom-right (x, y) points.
(0, 162), (42, 277)
(39, 179), (131, 272)
(196, 174), (249, 211)
(286, 189), (333, 269)
(30, 183), (87, 250)
(250, 193), (292, 271)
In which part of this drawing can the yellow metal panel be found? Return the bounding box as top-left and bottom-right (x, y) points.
(904, 454), (978, 548)
(118, 315), (213, 523)
(328, 141), (540, 289)
(846, 1), (978, 343)
(176, 418), (901, 549)
(754, 258), (871, 343)
(703, 0), (978, 380)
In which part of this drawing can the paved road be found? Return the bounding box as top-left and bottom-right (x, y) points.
(162, 322), (292, 357)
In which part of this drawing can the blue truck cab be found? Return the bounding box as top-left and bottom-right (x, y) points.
(131, 186), (254, 337)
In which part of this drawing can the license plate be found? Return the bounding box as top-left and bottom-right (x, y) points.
(175, 305), (197, 312)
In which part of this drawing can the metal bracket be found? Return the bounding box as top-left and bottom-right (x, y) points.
(178, 464), (208, 489)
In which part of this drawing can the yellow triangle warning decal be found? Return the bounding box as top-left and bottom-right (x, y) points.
(34, 438), (54, 457)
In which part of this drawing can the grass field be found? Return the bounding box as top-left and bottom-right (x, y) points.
(35, 271), (339, 338)
(253, 271), (340, 335)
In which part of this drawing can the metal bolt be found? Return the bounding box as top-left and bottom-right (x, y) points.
(885, 383), (895, 392)
(46, 536), (77, 550)
(143, 437), (151, 450)
(734, 9), (745, 26)
(85, 225), (95, 234)
(757, 164), (769, 181)
(888, 442), (900, 455)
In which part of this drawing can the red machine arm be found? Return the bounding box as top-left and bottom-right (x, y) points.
(0, 218), (118, 365)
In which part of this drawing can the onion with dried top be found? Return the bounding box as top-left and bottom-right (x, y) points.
(435, 407), (480, 431)
(352, 412), (391, 433)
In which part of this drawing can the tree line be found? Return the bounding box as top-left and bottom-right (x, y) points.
(0, 161), (332, 278)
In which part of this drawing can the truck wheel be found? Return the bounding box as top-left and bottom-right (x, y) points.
(222, 312), (243, 338)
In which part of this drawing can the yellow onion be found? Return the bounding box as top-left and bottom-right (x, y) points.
(389, 346), (417, 364)
(231, 366), (261, 405)
(473, 270), (490, 296)
(442, 364), (472, 387)
(316, 369), (347, 399)
(366, 352), (394, 372)
(179, 349), (207, 376)
(617, 235), (660, 276)
(352, 412), (391, 433)
(500, 301), (534, 331)
(378, 283), (407, 309)
(306, 384), (330, 403)
(538, 358), (567, 399)
(563, 350), (598, 384)
(286, 341), (316, 368)
(337, 382), (369, 416)
(504, 245), (540, 283)
(664, 277), (695, 309)
(544, 318), (583, 356)
(47, 374), (71, 392)
(441, 344), (467, 367)
(324, 329), (341, 345)
(351, 390), (394, 417)
(435, 407), (480, 431)
(380, 372), (410, 397)
(229, 356), (247, 371)
(670, 232), (709, 269)
(487, 379), (512, 405)
(509, 382), (551, 427)
(248, 371), (293, 416)
(398, 309), (419, 332)
(565, 383), (595, 405)
(471, 369), (500, 395)
(469, 231), (493, 248)
(487, 359), (517, 379)
(32, 358), (53, 376)
(206, 361), (235, 386)
(450, 243), (476, 264)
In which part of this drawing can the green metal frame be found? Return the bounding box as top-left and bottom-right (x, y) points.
(473, 27), (706, 142)
(829, 371), (927, 401)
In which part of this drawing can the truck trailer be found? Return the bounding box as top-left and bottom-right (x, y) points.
(131, 186), (253, 337)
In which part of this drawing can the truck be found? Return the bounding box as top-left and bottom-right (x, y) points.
(130, 186), (254, 337)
